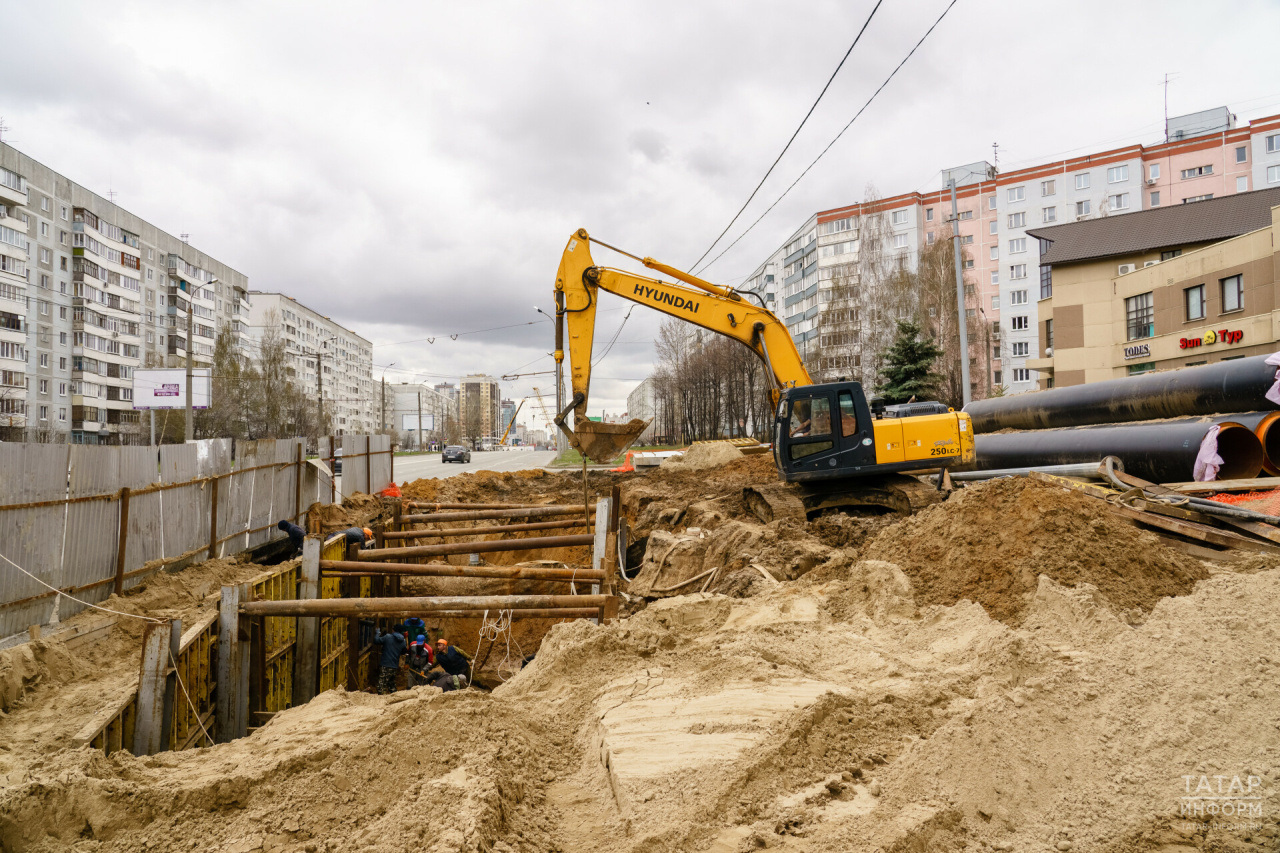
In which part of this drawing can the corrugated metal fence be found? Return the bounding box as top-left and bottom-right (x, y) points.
(0, 434), (393, 640)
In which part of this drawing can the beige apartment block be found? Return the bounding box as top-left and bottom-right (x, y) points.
(1028, 189), (1280, 387)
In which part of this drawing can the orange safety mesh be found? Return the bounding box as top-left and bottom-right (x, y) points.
(1204, 488), (1280, 516)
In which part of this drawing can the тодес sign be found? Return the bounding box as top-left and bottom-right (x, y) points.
(1124, 343), (1151, 360)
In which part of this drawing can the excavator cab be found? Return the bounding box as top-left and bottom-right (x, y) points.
(774, 382), (974, 483)
(774, 381), (879, 483)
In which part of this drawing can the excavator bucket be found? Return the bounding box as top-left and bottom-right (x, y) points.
(572, 418), (651, 463)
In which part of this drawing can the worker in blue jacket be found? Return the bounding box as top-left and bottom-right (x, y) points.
(372, 624), (408, 694)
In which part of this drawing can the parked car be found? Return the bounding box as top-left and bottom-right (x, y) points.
(332, 447), (343, 474)
(442, 445), (471, 464)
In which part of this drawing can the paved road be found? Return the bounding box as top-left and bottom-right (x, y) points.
(390, 450), (560, 484)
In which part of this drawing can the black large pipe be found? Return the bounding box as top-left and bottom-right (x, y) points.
(964, 354), (1278, 433)
(974, 420), (1265, 483)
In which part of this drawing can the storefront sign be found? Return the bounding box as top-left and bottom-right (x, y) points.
(1180, 328), (1244, 349)
(1124, 343), (1151, 359)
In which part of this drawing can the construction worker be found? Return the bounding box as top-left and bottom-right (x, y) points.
(405, 635), (434, 689)
(341, 527), (375, 548)
(276, 519), (305, 557)
(404, 616), (427, 642)
(432, 638), (472, 692)
(372, 623), (408, 694)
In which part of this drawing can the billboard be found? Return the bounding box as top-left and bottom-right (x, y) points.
(133, 368), (213, 410)
(401, 413), (435, 431)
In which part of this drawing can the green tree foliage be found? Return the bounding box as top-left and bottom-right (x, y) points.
(876, 320), (944, 404)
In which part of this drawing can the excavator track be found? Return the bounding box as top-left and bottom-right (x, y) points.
(744, 473), (946, 524)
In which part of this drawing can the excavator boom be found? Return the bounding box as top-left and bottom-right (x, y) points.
(554, 228), (809, 461)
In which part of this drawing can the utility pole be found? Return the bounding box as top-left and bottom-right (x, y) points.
(417, 391), (423, 452)
(316, 353), (323, 436)
(949, 179), (972, 407)
(184, 288), (194, 442)
(380, 376), (387, 434)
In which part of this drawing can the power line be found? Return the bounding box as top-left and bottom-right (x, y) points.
(688, 0), (885, 271)
(694, 0), (960, 276)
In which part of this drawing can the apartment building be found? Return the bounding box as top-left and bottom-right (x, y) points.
(739, 106), (1280, 397)
(458, 374), (502, 445)
(390, 381), (458, 449)
(626, 377), (658, 444)
(1026, 188), (1280, 385)
(246, 292), (374, 434)
(0, 142), (249, 444)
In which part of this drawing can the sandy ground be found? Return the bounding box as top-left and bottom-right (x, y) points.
(1, 461), (1278, 852)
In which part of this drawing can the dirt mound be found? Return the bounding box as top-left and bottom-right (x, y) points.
(402, 469), (602, 508)
(659, 442), (745, 471)
(869, 477), (1208, 625)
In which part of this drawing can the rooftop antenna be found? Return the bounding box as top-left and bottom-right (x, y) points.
(180, 233), (190, 244)
(992, 141), (999, 174)
(0, 118), (10, 143)
(107, 188), (118, 203)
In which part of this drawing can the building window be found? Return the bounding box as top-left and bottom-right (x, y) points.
(59, 357), (66, 370)
(1269, 165), (1280, 184)
(1180, 165), (1212, 179)
(989, 219), (998, 235)
(892, 234), (908, 249)
(991, 295), (1000, 309)
(891, 209), (908, 225)
(1237, 176), (1249, 193)
(1040, 265), (1052, 299)
(59, 382), (66, 396)
(1109, 193), (1130, 211)
(1011, 315), (1029, 331)
(959, 234), (973, 245)
(60, 206), (68, 221)
(1010, 289), (1028, 305)
(40, 222), (48, 237)
(39, 378), (48, 394)
(1011, 341), (1030, 356)
(1010, 264), (1027, 280)
(957, 210), (974, 221)
(988, 197), (997, 211)
(1107, 165), (1129, 183)
(1161, 249), (1182, 261)
(1150, 191), (1160, 206)
(1221, 274), (1243, 312)
(39, 353), (49, 367)
(990, 246), (999, 260)
(58, 306), (66, 319)
(963, 259), (974, 270)
(926, 231), (935, 244)
(1183, 194), (1214, 203)
(1046, 318), (1054, 350)
(1128, 362), (1156, 376)
(39, 248), (51, 264)
(1076, 200), (1091, 217)
(1009, 238), (1027, 254)
(59, 231), (66, 245)
(1042, 206), (1056, 223)
(1236, 146), (1248, 163)
(1185, 284), (1205, 320)
(1013, 368), (1032, 382)
(1149, 163), (1160, 181)
(925, 208), (934, 222)
(990, 271), (999, 285)
(1041, 179), (1056, 196)
(1008, 186), (1025, 203)
(1267, 134), (1280, 154)
(1008, 212), (1025, 228)
(59, 407), (66, 422)
(1075, 173), (1090, 190)
(1126, 292), (1154, 340)
(39, 405), (48, 421)
(993, 370), (1002, 384)
(59, 332), (66, 344)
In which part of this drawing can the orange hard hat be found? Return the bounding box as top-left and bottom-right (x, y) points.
(362, 527), (373, 540)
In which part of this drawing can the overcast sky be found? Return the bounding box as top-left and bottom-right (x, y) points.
(9, 0), (1280, 433)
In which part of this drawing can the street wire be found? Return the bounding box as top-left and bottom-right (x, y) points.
(689, 0), (885, 272)
(693, 0), (960, 276)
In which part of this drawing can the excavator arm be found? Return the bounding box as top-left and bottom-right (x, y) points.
(553, 228), (812, 461)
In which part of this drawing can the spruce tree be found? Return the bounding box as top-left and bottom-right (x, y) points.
(876, 320), (944, 404)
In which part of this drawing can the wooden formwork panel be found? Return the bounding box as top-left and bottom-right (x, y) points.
(252, 564), (300, 714)
(170, 613), (218, 751)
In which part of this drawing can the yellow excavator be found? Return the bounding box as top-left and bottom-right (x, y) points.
(552, 229), (975, 517)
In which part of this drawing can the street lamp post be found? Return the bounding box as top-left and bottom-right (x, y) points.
(535, 306), (564, 454)
(381, 362), (395, 438)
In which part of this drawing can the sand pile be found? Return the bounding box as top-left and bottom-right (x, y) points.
(659, 442), (745, 471)
(869, 477), (1209, 625)
(401, 468), (591, 507)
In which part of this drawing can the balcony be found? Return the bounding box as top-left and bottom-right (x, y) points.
(0, 168), (27, 207)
